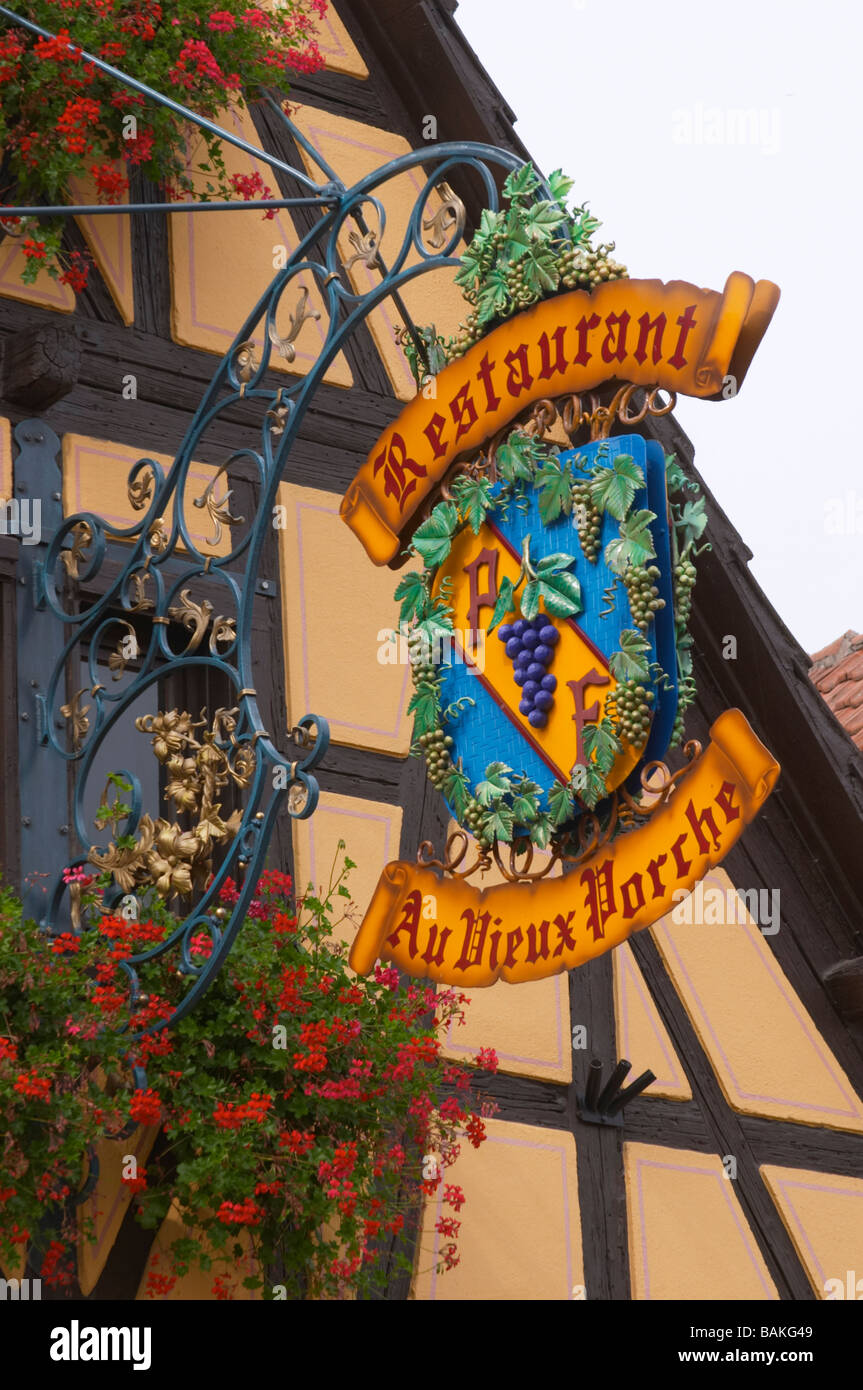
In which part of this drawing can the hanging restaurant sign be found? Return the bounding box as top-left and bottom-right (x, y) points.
(350, 709), (779, 984)
(341, 273), (780, 567)
(340, 164), (781, 986)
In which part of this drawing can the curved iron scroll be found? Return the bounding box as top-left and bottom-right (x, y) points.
(21, 113), (535, 1036)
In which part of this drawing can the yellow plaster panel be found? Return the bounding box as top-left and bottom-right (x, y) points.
(651, 866), (863, 1133)
(0, 229), (75, 312)
(77, 1125), (160, 1296)
(72, 170), (134, 325)
(135, 1198), (259, 1300)
(316, 3), (369, 77)
(0, 416), (12, 500)
(614, 942), (692, 1102)
(276, 481), (415, 754)
(438, 826), (571, 1084)
(625, 1143), (778, 1301)
(413, 1117), (584, 1301)
(289, 108), (467, 400)
(292, 789), (402, 950)
(258, 0), (367, 77)
(169, 105), (351, 387)
(62, 433), (230, 557)
(761, 1165), (863, 1299)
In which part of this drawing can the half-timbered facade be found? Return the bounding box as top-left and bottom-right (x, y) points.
(1, 0), (862, 1301)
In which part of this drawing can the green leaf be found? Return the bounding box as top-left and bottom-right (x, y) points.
(394, 572), (427, 624)
(548, 779), (575, 826)
(609, 628), (652, 682)
(604, 510), (656, 573)
(583, 718), (621, 777)
(522, 569), (582, 620)
(620, 509), (657, 563)
(534, 551), (577, 575)
(442, 763), (471, 820)
(415, 592), (454, 645)
(548, 169), (575, 205)
(484, 802), (515, 843)
(664, 451), (688, 494)
(675, 497), (708, 551)
(476, 267), (511, 325)
(535, 458), (574, 526)
(529, 815), (552, 849)
(520, 244), (559, 295)
(496, 432), (534, 484)
(487, 574), (518, 635)
(412, 501), (458, 568)
(525, 200), (567, 237)
(511, 791), (540, 824)
(588, 454), (644, 520)
(407, 684), (439, 736)
(571, 762), (606, 810)
(475, 761), (513, 806)
(451, 474), (494, 535)
(503, 163), (540, 203)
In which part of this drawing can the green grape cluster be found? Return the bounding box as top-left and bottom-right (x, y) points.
(504, 260), (539, 310)
(673, 552), (698, 626)
(670, 708), (686, 748)
(462, 795), (488, 843)
(417, 729), (454, 788)
(608, 678), (655, 749)
(447, 306), (483, 359)
(558, 241), (627, 290)
(625, 563), (665, 632)
(571, 480), (602, 561)
(407, 629), (435, 674)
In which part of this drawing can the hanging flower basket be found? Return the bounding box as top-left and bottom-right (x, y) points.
(0, 0), (329, 289)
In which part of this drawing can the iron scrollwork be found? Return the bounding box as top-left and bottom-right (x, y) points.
(16, 75), (536, 1037)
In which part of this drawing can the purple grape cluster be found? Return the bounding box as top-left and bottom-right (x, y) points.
(497, 615), (560, 728)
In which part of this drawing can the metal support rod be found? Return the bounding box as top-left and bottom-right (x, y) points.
(584, 1058), (603, 1111)
(605, 1069), (656, 1117)
(596, 1058), (631, 1112)
(0, 3), (327, 191)
(0, 196), (340, 220)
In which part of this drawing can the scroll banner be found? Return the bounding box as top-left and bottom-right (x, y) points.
(341, 272), (780, 565)
(349, 709), (779, 986)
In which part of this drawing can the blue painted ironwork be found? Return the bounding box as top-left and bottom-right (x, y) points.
(4, 10), (538, 1038)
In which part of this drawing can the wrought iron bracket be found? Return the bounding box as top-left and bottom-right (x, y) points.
(0, 15), (538, 1036)
(577, 1057), (656, 1127)
(14, 420), (74, 928)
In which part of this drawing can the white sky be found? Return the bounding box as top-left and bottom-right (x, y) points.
(454, 0), (861, 654)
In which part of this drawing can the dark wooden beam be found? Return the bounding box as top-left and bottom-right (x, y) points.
(0, 323), (80, 409)
(629, 928), (816, 1299)
(568, 950), (631, 1300)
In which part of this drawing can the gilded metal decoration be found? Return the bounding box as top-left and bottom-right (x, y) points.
(167, 590), (215, 654)
(88, 707), (252, 900)
(59, 688), (90, 750)
(127, 570), (154, 612)
(267, 286), (321, 362)
(59, 520), (93, 580)
(192, 464), (244, 549)
(128, 465), (155, 512)
(422, 180), (466, 250)
(107, 621), (139, 679)
(147, 516), (169, 553)
(343, 225), (382, 272)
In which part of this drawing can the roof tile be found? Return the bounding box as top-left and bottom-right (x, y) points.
(809, 630), (863, 751)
